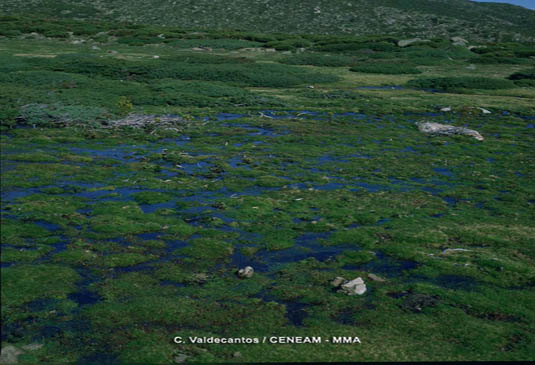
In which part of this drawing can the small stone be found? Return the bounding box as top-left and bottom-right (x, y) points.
(91, 45), (100, 50)
(0, 345), (24, 364)
(477, 107), (491, 114)
(331, 277), (346, 288)
(237, 266), (254, 278)
(440, 107), (452, 112)
(368, 273), (385, 282)
(233, 352), (242, 358)
(152, 55), (160, 59)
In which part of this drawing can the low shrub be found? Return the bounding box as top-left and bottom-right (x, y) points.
(508, 69), (535, 80)
(471, 56), (530, 65)
(168, 38), (263, 50)
(407, 77), (516, 90)
(279, 53), (357, 67)
(265, 38), (313, 51)
(44, 54), (338, 87)
(350, 63), (421, 74)
(17, 103), (110, 127)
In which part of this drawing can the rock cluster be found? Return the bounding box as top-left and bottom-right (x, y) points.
(331, 276), (367, 295)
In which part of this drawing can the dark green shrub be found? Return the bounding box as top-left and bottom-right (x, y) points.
(265, 38), (313, 51)
(471, 56), (529, 64)
(17, 103), (110, 127)
(514, 79), (535, 87)
(279, 53), (357, 67)
(350, 63), (421, 74)
(407, 77), (516, 90)
(515, 49), (535, 58)
(43, 30), (70, 38)
(169, 38), (263, 50)
(42, 54), (338, 87)
(508, 69), (535, 80)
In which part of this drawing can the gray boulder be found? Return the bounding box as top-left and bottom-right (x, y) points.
(340, 277), (367, 296)
(417, 122), (484, 141)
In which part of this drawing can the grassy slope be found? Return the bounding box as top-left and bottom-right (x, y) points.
(1, 0), (535, 41)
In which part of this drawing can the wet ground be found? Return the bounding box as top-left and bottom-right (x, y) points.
(1, 109), (534, 362)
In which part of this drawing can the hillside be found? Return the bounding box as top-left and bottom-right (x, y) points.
(1, 0), (535, 42)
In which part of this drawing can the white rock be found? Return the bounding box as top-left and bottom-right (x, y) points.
(237, 266), (254, 278)
(440, 107), (452, 112)
(152, 55), (160, 59)
(340, 277), (367, 295)
(91, 45), (101, 50)
(477, 107), (491, 114)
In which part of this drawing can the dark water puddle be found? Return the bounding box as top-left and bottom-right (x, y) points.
(254, 290), (311, 326)
(231, 232), (352, 273)
(1, 186), (54, 202)
(68, 268), (102, 307)
(433, 167), (455, 178)
(225, 123), (288, 137)
(228, 155), (251, 169)
(215, 113), (250, 121)
(75, 187), (157, 202)
(343, 251), (418, 276)
(34, 220), (61, 232)
(139, 199), (177, 214)
(69, 146), (149, 162)
(136, 232), (161, 240)
(352, 182), (392, 193)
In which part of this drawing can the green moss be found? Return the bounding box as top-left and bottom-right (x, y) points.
(1, 265), (79, 309)
(131, 191), (174, 204)
(178, 238), (233, 260)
